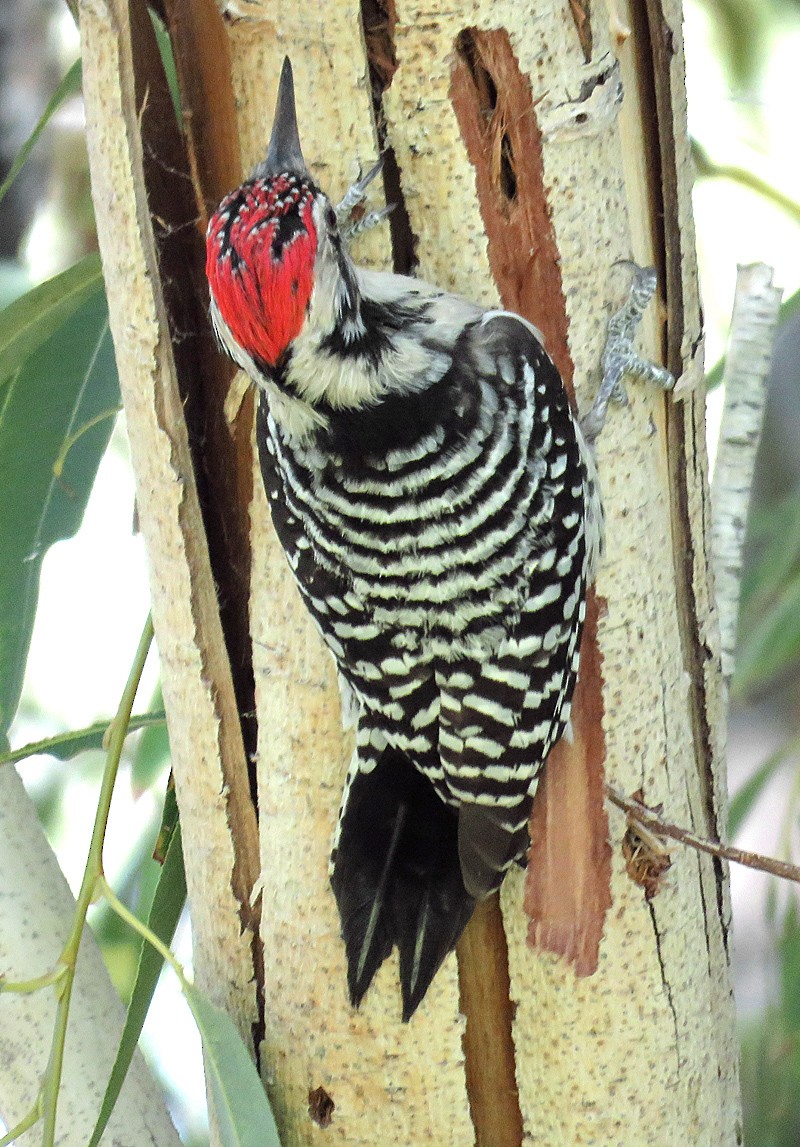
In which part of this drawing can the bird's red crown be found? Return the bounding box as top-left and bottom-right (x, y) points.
(206, 173), (318, 369)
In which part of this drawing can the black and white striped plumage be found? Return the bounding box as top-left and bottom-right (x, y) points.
(206, 60), (603, 1019)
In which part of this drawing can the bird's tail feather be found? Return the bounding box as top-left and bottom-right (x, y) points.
(330, 748), (476, 1020)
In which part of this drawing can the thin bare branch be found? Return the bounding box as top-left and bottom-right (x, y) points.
(606, 784), (800, 884)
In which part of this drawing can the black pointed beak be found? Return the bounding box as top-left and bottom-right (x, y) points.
(262, 57), (307, 177)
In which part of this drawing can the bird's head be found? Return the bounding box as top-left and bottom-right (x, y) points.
(206, 58), (344, 377)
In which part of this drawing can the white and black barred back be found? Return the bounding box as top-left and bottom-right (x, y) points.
(206, 58), (603, 1019)
(256, 285), (601, 1019)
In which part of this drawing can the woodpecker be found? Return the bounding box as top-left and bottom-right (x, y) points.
(206, 59), (667, 1020)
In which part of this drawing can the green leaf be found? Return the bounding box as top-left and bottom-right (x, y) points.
(183, 984), (282, 1147)
(740, 493), (800, 622)
(0, 59), (83, 208)
(778, 899), (800, 1035)
(87, 821), (187, 1147)
(148, 8), (182, 121)
(734, 573), (800, 697)
(0, 283), (119, 736)
(728, 739), (797, 838)
(153, 777), (179, 864)
(0, 711), (167, 767)
(0, 254), (104, 385)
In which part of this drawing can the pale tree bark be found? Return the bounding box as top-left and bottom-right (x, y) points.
(0, 767), (182, 1147)
(78, 0), (741, 1144)
(79, 0), (263, 1103)
(711, 263), (781, 681)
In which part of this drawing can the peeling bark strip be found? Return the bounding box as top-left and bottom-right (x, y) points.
(126, 0), (262, 995)
(450, 29), (572, 381)
(156, 0), (267, 1048)
(450, 25), (611, 976)
(80, 0), (261, 1059)
(160, 0), (241, 225)
(712, 264), (781, 681)
(525, 594), (611, 974)
(155, 0), (260, 800)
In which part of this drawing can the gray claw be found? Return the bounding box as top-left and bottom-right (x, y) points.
(342, 202), (396, 241)
(336, 157), (385, 222)
(581, 262), (675, 445)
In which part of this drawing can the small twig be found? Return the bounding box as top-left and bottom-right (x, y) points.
(98, 875), (188, 987)
(39, 617), (154, 1146)
(711, 263), (782, 681)
(606, 784), (800, 885)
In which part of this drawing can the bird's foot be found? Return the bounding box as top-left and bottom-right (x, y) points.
(581, 262), (675, 445)
(336, 157), (395, 241)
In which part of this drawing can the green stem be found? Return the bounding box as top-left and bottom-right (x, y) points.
(0, 1101), (42, 1147)
(53, 406), (122, 478)
(39, 616), (154, 1147)
(97, 875), (188, 989)
(0, 965), (68, 995)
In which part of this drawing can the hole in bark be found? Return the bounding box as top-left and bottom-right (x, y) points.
(455, 30), (518, 206)
(450, 25), (573, 378)
(455, 28), (498, 116)
(308, 1086), (335, 1128)
(499, 133), (517, 201)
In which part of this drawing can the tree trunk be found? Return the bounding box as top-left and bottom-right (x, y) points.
(79, 0), (742, 1143)
(0, 767), (183, 1147)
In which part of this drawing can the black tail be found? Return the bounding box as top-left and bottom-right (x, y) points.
(330, 748), (476, 1021)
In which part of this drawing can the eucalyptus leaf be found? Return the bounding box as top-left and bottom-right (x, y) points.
(0, 58), (83, 209)
(154, 778), (179, 864)
(183, 984), (282, 1147)
(733, 573), (800, 698)
(778, 899), (800, 1035)
(1, 711), (166, 768)
(740, 492), (800, 619)
(728, 739), (798, 839)
(0, 254), (103, 384)
(87, 820), (187, 1147)
(148, 8), (182, 121)
(0, 284), (119, 735)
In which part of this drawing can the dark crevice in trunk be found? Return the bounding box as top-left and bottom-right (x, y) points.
(633, 0), (729, 957)
(360, 0), (417, 275)
(129, 0), (264, 1060)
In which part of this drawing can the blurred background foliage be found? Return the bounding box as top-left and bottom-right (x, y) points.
(1, 0), (799, 1143)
